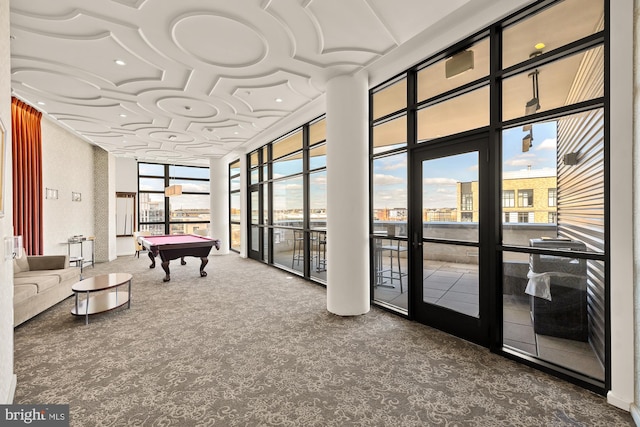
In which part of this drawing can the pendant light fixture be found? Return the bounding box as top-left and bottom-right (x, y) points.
(164, 184), (182, 197)
(525, 69), (541, 116)
(165, 164), (182, 197)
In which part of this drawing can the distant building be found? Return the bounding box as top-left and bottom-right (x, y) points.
(456, 168), (557, 223)
(423, 208), (457, 222)
(374, 207), (407, 222)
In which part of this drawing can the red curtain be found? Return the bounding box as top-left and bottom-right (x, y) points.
(11, 97), (43, 255)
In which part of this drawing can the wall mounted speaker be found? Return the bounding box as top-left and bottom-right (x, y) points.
(445, 50), (474, 79)
(563, 152), (579, 166)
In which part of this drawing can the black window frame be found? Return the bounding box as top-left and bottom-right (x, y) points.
(368, 0), (609, 396)
(138, 162), (210, 235)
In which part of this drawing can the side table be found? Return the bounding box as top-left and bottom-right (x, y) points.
(65, 238), (95, 269)
(69, 256), (84, 279)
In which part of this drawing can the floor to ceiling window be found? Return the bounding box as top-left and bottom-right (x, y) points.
(308, 120), (328, 282)
(229, 159), (241, 253)
(369, 0), (607, 393)
(371, 74), (409, 312)
(138, 162), (211, 235)
(500, 0), (606, 388)
(247, 116), (327, 283)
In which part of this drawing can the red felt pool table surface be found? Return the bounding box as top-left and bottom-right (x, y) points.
(141, 234), (216, 247)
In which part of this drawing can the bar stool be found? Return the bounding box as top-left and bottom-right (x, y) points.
(376, 239), (407, 293)
(315, 230), (327, 272)
(291, 230), (304, 268)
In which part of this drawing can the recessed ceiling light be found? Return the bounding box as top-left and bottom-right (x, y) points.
(114, 59), (126, 66)
(275, 98), (283, 103)
(37, 101), (46, 106)
(120, 114), (127, 118)
(233, 131), (239, 135)
(534, 42), (545, 50)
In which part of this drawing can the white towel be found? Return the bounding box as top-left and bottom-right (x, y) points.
(525, 271), (552, 301)
(525, 270), (587, 301)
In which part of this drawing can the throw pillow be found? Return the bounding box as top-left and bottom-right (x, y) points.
(13, 251), (30, 273)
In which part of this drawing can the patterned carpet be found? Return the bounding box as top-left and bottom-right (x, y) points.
(13, 254), (633, 426)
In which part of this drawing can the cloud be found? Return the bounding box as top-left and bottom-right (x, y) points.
(374, 155), (407, 172)
(535, 138), (557, 151)
(523, 166), (556, 175)
(382, 161), (406, 171)
(181, 182), (208, 192)
(506, 158), (535, 167)
(423, 193), (457, 208)
(423, 177), (457, 186)
(505, 153), (536, 167)
(373, 188), (407, 208)
(374, 173), (404, 186)
(311, 175), (327, 185)
(168, 194), (210, 209)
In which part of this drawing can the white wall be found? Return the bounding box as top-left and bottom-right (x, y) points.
(41, 118), (95, 256)
(608, 0), (635, 411)
(115, 157), (137, 192)
(632, 1), (640, 423)
(0, 0), (15, 404)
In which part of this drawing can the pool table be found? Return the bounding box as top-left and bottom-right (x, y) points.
(138, 234), (221, 282)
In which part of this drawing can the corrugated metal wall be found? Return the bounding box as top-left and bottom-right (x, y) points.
(556, 42), (605, 365)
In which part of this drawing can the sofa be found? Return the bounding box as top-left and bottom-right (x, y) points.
(13, 252), (81, 327)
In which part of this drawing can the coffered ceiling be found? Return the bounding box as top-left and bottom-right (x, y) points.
(10, 0), (501, 165)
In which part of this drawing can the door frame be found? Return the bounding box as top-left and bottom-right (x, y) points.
(408, 132), (492, 346)
(247, 186), (262, 261)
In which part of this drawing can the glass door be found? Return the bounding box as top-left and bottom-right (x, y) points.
(410, 135), (489, 345)
(248, 187), (261, 260)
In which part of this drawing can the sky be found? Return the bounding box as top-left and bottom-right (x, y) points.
(138, 121), (558, 214)
(138, 163), (212, 210)
(373, 121), (558, 210)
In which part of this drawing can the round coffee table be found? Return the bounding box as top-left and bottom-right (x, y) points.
(71, 273), (132, 325)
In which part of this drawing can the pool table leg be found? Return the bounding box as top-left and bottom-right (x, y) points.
(161, 260), (171, 282)
(199, 257), (209, 277)
(148, 251), (156, 269)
